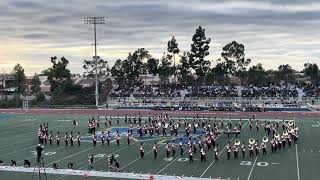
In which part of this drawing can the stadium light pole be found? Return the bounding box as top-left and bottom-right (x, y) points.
(83, 16), (105, 108)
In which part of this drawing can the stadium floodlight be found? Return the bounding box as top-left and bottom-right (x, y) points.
(83, 16), (106, 108)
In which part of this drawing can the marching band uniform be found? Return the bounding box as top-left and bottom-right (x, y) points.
(127, 131), (131, 145)
(48, 131), (52, 145)
(214, 145), (219, 160)
(64, 133), (68, 146)
(107, 132), (111, 146)
(166, 143), (170, 158)
(249, 144), (254, 157)
(116, 132), (120, 146)
(179, 139), (184, 156)
(189, 148), (193, 163)
(226, 143), (231, 160)
(233, 145), (238, 159)
(153, 143), (158, 159)
(200, 148), (206, 162)
(70, 132), (74, 146)
(56, 132), (60, 146)
(262, 142), (267, 155)
(77, 132), (81, 146)
(172, 143), (176, 157)
(140, 144), (145, 158)
(93, 134), (97, 146)
(255, 141), (259, 156)
(242, 142), (246, 158)
(101, 132), (105, 145)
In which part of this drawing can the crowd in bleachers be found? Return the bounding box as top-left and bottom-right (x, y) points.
(110, 84), (306, 98)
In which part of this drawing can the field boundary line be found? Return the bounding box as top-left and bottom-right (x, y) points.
(0, 165), (213, 180)
(295, 144), (300, 180)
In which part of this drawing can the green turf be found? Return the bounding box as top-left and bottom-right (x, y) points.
(0, 113), (318, 180)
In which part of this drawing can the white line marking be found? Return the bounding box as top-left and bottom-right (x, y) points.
(0, 144), (37, 158)
(47, 146), (94, 166)
(156, 156), (180, 175)
(200, 120), (250, 178)
(296, 144), (300, 180)
(120, 144), (164, 170)
(247, 156), (258, 180)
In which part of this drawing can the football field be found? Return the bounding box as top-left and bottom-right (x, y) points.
(0, 111), (319, 180)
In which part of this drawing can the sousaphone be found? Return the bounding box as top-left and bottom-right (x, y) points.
(283, 130), (288, 136)
(288, 128), (294, 134)
(274, 132), (280, 139)
(288, 121), (294, 127)
(262, 136), (268, 143)
(234, 139), (241, 146)
(249, 138), (255, 145)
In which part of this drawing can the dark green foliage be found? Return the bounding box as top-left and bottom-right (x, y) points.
(31, 73), (41, 93)
(12, 64), (26, 93)
(190, 26), (211, 78)
(82, 58), (110, 78)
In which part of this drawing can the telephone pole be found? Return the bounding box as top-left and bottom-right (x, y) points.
(83, 16), (105, 108)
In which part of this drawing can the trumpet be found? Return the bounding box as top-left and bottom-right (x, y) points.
(249, 138), (255, 145)
(234, 139), (241, 146)
(262, 136), (268, 143)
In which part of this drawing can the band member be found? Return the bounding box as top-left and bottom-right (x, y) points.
(107, 131), (111, 146)
(179, 138), (184, 156)
(242, 142), (246, 158)
(233, 144), (238, 159)
(188, 148), (193, 163)
(193, 138), (197, 154)
(127, 131), (131, 145)
(48, 131), (53, 145)
(101, 131), (105, 145)
(109, 117), (112, 126)
(200, 147), (206, 162)
(70, 132), (74, 146)
(214, 144), (219, 160)
(140, 143), (145, 158)
(64, 132), (68, 146)
(249, 120), (253, 131)
(249, 144), (254, 157)
(262, 142), (267, 155)
(255, 140), (260, 156)
(153, 142), (158, 159)
(226, 142), (231, 160)
(256, 121), (259, 132)
(166, 142), (170, 158)
(93, 133), (97, 146)
(171, 141), (176, 157)
(88, 154), (94, 167)
(56, 132), (60, 146)
(116, 131), (120, 146)
(77, 132), (81, 146)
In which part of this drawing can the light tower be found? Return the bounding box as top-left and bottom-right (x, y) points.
(83, 16), (105, 108)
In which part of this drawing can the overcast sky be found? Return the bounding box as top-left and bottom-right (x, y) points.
(0, 0), (319, 75)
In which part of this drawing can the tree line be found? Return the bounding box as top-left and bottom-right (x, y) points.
(1, 26), (319, 106)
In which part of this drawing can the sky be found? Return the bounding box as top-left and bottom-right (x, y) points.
(0, 0), (319, 76)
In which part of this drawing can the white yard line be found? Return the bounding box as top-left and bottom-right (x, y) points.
(120, 144), (165, 170)
(54, 143), (138, 180)
(247, 156), (258, 180)
(47, 146), (94, 166)
(200, 120), (250, 178)
(0, 166), (213, 180)
(296, 144), (300, 180)
(0, 144), (37, 158)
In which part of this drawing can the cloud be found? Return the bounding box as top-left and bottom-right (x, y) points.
(0, 0), (319, 75)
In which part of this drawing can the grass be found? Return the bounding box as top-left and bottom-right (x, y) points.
(0, 113), (318, 180)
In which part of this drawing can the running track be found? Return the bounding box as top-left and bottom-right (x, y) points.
(1, 109), (320, 119)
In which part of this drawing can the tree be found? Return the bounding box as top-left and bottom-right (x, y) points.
(167, 36), (180, 81)
(111, 59), (125, 87)
(12, 63), (26, 93)
(46, 56), (71, 92)
(220, 41), (251, 73)
(247, 63), (267, 86)
(31, 73), (41, 93)
(209, 61), (228, 85)
(277, 64), (295, 83)
(178, 52), (192, 86)
(190, 26), (211, 79)
(82, 58), (110, 78)
(158, 53), (173, 83)
(303, 63), (319, 83)
(146, 58), (159, 75)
